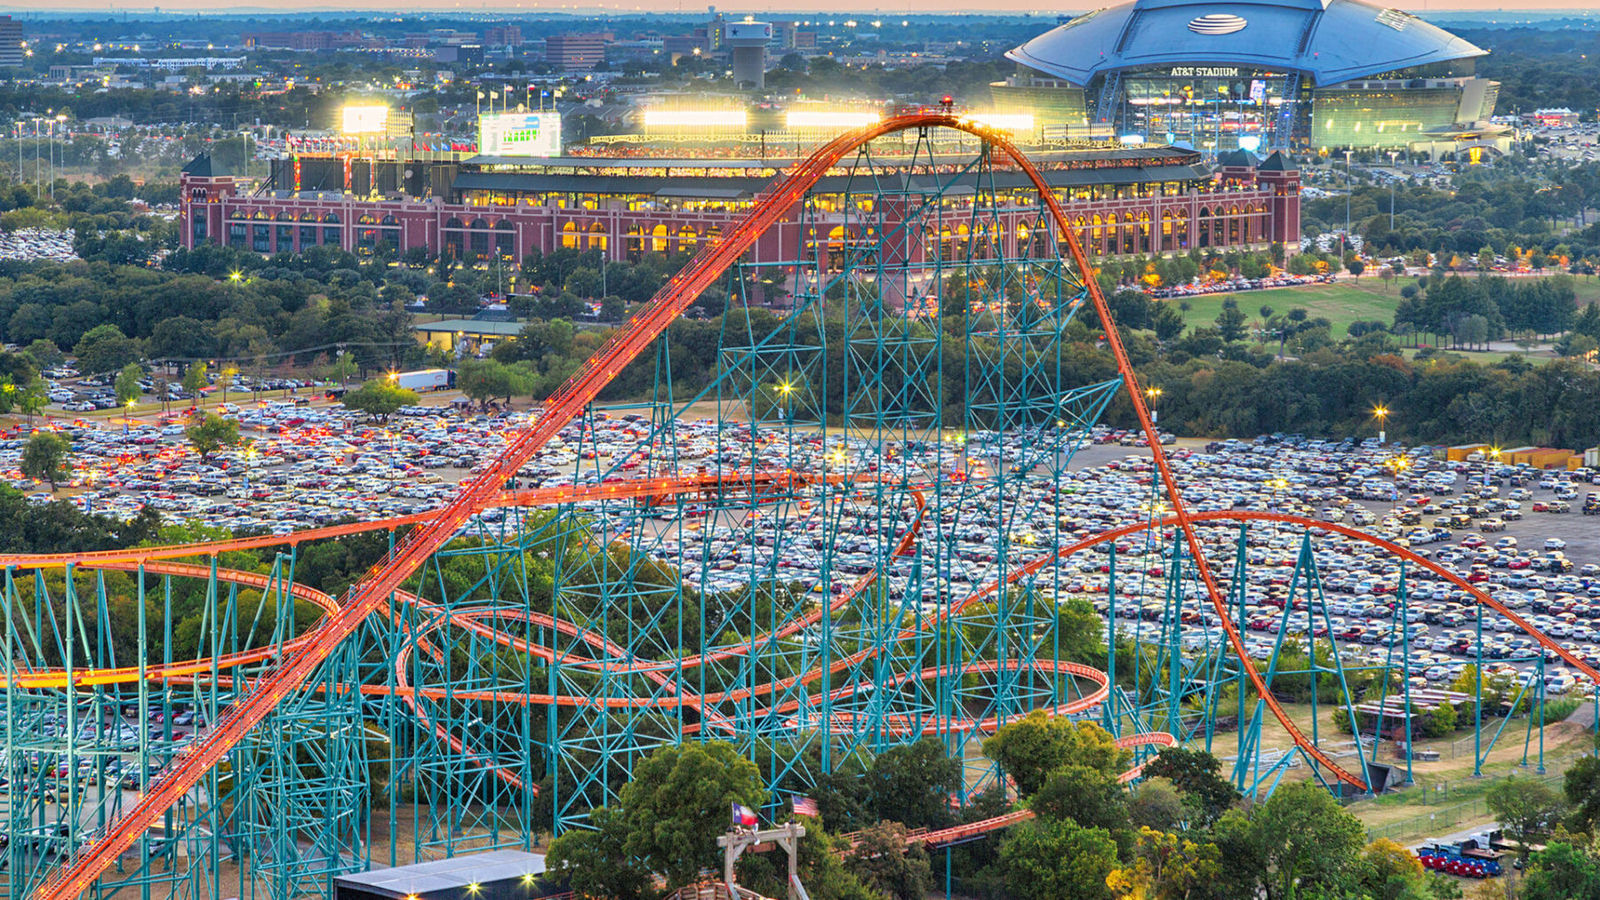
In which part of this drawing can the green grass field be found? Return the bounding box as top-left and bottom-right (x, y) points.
(1167, 273), (1600, 341)
(1168, 282), (1401, 338)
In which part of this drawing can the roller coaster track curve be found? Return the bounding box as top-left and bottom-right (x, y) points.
(35, 111), (1450, 897)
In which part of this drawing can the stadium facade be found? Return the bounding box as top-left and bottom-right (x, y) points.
(1003, 0), (1503, 153)
(179, 144), (1299, 273)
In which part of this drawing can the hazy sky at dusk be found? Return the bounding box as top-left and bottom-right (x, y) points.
(3, 0), (1597, 14)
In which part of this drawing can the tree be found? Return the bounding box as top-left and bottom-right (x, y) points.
(341, 380), (418, 422)
(114, 362), (143, 407)
(1152, 303), (1185, 343)
(329, 351), (358, 385)
(1250, 780), (1365, 899)
(24, 338), (63, 370)
(618, 740), (765, 889)
(18, 377), (46, 426)
(1127, 778), (1187, 833)
(1523, 841), (1600, 900)
(545, 805), (652, 900)
(458, 358), (533, 408)
(72, 324), (141, 375)
(999, 819), (1118, 900)
(1032, 764), (1128, 832)
(21, 432), (71, 493)
(1107, 827), (1223, 900)
(864, 736), (961, 829)
(1487, 775), (1567, 859)
(1359, 838), (1426, 898)
(1348, 258), (1366, 278)
(1564, 755), (1600, 833)
(1215, 303), (1249, 342)
(186, 413), (241, 460)
(844, 822), (931, 900)
(1140, 747), (1238, 827)
(181, 362), (208, 403)
(984, 712), (1130, 798)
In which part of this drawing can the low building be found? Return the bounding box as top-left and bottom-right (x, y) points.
(333, 849), (554, 900)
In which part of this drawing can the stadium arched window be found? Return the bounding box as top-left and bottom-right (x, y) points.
(651, 224), (669, 254)
(677, 226), (698, 254)
(588, 222), (608, 253)
(562, 221), (579, 250)
(496, 221), (516, 259)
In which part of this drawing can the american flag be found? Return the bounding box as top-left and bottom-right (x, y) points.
(792, 796), (819, 817)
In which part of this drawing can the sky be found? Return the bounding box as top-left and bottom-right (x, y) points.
(3, 0), (1599, 15)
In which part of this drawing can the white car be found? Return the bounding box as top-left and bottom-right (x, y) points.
(1544, 538), (1567, 551)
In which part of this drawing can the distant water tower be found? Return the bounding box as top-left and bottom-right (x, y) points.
(725, 19), (772, 89)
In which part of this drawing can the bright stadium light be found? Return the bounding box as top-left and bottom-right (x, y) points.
(961, 113), (1035, 132)
(641, 109), (748, 129)
(785, 110), (881, 129)
(341, 105), (390, 135)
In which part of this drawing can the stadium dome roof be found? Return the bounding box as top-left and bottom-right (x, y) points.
(1006, 0), (1487, 88)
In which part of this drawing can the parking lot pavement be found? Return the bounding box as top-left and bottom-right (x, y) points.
(8, 401), (1600, 695)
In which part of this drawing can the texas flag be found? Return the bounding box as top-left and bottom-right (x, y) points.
(732, 803), (758, 828)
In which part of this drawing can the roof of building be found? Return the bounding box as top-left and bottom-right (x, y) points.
(414, 318), (530, 336)
(1006, 0), (1487, 88)
(449, 156), (1215, 198)
(333, 850), (546, 899)
(181, 153), (215, 177)
(1258, 150), (1293, 171)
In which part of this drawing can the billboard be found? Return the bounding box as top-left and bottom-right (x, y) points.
(341, 105), (390, 135)
(478, 112), (562, 157)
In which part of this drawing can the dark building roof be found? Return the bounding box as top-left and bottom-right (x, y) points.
(1258, 150), (1293, 171)
(181, 153), (214, 177)
(1217, 149), (1261, 168)
(1007, 0), (1487, 88)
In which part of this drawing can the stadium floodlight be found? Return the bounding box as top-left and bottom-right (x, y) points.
(341, 105), (390, 135)
(785, 110), (881, 129)
(641, 109), (749, 129)
(961, 113), (1035, 133)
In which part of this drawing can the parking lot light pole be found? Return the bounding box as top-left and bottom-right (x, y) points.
(1145, 386), (1162, 427)
(1388, 150), (1399, 231)
(1372, 404), (1389, 445)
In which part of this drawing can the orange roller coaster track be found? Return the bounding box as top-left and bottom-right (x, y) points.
(36, 111), (1569, 898)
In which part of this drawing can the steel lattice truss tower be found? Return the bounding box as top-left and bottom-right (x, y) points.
(1, 118), (1594, 900)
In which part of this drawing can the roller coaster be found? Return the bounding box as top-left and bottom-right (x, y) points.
(3, 113), (1596, 900)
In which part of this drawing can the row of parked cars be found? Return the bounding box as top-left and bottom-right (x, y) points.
(7, 397), (1597, 711)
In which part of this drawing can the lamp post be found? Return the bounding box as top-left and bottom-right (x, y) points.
(1145, 385), (1162, 427)
(1373, 404), (1389, 445)
(1343, 149), (1353, 270)
(124, 399), (136, 435)
(1387, 150), (1399, 231)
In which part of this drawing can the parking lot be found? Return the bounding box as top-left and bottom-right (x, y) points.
(7, 398), (1600, 702)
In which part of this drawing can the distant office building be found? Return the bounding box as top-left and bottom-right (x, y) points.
(0, 16), (23, 68)
(243, 30), (363, 52)
(484, 25), (523, 48)
(724, 20), (771, 89)
(545, 33), (609, 71)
